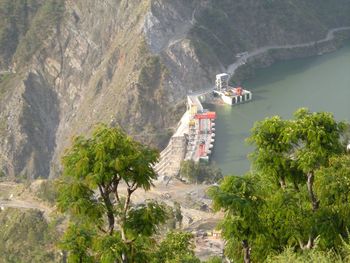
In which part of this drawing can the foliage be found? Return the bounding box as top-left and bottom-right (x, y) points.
(0, 0), (64, 67)
(153, 231), (200, 263)
(0, 0), (41, 66)
(265, 247), (342, 263)
(208, 174), (263, 262)
(210, 109), (349, 262)
(0, 208), (59, 262)
(313, 155), (350, 249)
(57, 124), (168, 262)
(204, 256), (222, 263)
(173, 201), (183, 229)
(36, 179), (58, 204)
(180, 160), (223, 184)
(189, 0), (350, 71)
(60, 224), (95, 263)
(14, 0), (65, 64)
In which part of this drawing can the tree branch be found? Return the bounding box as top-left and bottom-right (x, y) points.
(112, 176), (121, 206)
(307, 172), (319, 211)
(98, 184), (115, 235)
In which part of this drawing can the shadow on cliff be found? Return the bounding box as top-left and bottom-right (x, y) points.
(16, 72), (60, 179)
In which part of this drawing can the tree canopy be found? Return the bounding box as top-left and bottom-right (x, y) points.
(209, 109), (349, 263)
(179, 160), (223, 184)
(56, 124), (203, 263)
(57, 124), (167, 262)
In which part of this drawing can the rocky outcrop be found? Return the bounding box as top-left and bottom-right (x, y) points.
(1, 0), (350, 179)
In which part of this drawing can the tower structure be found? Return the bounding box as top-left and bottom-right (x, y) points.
(215, 73), (229, 91)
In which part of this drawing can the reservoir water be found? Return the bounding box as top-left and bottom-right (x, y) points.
(209, 44), (350, 176)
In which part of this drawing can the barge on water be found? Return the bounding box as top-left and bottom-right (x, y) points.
(213, 73), (253, 105)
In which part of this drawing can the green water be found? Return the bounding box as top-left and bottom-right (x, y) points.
(209, 44), (350, 175)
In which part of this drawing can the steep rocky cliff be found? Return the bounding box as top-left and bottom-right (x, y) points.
(1, 0), (350, 179)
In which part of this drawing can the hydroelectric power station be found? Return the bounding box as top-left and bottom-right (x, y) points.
(154, 73), (252, 179)
(213, 73), (252, 105)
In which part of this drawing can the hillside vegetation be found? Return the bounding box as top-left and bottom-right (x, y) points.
(0, 0), (350, 180)
(190, 0), (350, 67)
(0, 208), (60, 263)
(0, 0), (64, 69)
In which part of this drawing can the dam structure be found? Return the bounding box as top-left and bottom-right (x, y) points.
(154, 26), (350, 179)
(154, 70), (253, 179)
(154, 91), (216, 179)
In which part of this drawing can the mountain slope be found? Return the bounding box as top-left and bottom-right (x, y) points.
(1, 0), (350, 179)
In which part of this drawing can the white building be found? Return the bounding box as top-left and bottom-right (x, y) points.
(215, 73), (229, 91)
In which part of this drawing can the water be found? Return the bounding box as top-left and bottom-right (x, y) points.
(209, 44), (350, 176)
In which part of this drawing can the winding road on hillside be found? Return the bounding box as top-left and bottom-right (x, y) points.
(2, 27), (350, 214)
(190, 26), (350, 97)
(0, 199), (47, 211)
(0, 182), (52, 216)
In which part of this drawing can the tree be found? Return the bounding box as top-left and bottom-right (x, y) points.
(180, 160), (199, 183)
(292, 109), (345, 211)
(249, 108), (346, 248)
(153, 231), (200, 263)
(314, 155), (350, 249)
(173, 201), (183, 229)
(208, 174), (263, 263)
(57, 124), (167, 262)
(179, 160), (223, 184)
(204, 256), (222, 263)
(247, 116), (303, 189)
(210, 109), (349, 262)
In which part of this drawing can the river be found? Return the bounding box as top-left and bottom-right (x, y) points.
(208, 43), (350, 176)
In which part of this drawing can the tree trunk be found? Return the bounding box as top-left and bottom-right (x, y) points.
(306, 172), (319, 249)
(279, 177), (286, 189)
(242, 240), (251, 263)
(307, 172), (319, 211)
(306, 235), (314, 249)
(293, 180), (300, 192)
(299, 234), (315, 250)
(98, 185), (115, 234)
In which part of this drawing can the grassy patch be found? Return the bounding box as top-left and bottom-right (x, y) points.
(14, 0), (65, 64)
(0, 72), (18, 100)
(0, 208), (60, 262)
(35, 180), (58, 205)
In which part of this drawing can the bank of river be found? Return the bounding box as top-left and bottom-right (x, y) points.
(208, 43), (350, 175)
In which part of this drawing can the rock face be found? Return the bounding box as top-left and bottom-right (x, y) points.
(1, 0), (350, 179)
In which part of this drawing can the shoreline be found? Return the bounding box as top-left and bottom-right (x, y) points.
(155, 26), (350, 179)
(228, 26), (350, 83)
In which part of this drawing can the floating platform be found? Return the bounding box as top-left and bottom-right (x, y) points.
(215, 73), (252, 105)
(213, 87), (252, 105)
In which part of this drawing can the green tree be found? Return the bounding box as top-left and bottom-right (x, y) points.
(180, 160), (223, 184)
(292, 109), (345, 208)
(314, 155), (350, 249)
(173, 201), (183, 229)
(210, 109), (349, 262)
(180, 160), (199, 183)
(153, 231), (200, 263)
(247, 115), (303, 189)
(0, 208), (59, 262)
(208, 174), (263, 263)
(205, 256), (222, 263)
(36, 179), (58, 204)
(249, 108), (346, 248)
(60, 224), (95, 263)
(57, 124), (167, 263)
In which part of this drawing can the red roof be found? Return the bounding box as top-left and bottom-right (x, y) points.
(194, 112), (216, 119)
